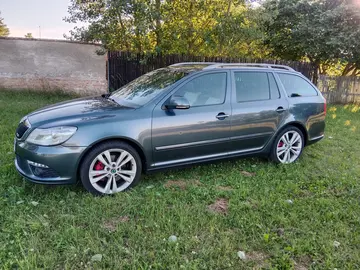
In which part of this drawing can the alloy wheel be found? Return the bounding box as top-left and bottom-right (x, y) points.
(276, 130), (303, 164)
(88, 148), (137, 194)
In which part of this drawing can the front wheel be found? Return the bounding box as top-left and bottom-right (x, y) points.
(270, 126), (304, 164)
(79, 141), (142, 195)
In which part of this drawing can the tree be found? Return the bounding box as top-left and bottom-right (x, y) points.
(24, 33), (33, 38)
(64, 0), (266, 57)
(260, 0), (360, 81)
(0, 12), (9, 37)
(64, 0), (157, 53)
(209, 2), (267, 58)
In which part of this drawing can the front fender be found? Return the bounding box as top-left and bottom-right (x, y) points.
(63, 113), (153, 174)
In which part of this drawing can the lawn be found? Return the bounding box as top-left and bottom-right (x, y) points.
(0, 90), (359, 269)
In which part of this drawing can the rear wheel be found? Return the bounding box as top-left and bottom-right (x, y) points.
(80, 141), (142, 195)
(270, 126), (304, 164)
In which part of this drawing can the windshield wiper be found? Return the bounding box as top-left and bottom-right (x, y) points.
(101, 93), (111, 98)
(101, 93), (118, 103)
(101, 93), (134, 109)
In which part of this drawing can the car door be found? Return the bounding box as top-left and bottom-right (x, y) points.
(151, 71), (232, 167)
(229, 70), (289, 153)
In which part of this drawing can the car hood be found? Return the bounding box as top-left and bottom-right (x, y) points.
(27, 96), (133, 127)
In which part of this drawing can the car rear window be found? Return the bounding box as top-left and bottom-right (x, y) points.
(278, 73), (318, 97)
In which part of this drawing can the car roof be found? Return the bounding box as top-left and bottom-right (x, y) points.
(169, 62), (297, 73)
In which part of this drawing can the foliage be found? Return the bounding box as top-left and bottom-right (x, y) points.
(24, 33), (33, 39)
(64, 0), (360, 77)
(1, 90), (360, 268)
(0, 11), (9, 37)
(260, 0), (360, 77)
(64, 0), (265, 57)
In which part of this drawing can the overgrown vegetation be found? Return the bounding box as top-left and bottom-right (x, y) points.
(64, 0), (265, 58)
(64, 0), (360, 77)
(0, 90), (359, 268)
(0, 11), (9, 37)
(261, 0), (360, 79)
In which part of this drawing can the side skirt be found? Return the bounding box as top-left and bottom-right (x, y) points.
(146, 147), (267, 173)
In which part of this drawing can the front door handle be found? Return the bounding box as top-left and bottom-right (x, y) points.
(276, 107), (286, 113)
(216, 112), (229, 120)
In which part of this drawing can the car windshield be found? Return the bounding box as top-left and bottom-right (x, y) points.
(110, 68), (189, 108)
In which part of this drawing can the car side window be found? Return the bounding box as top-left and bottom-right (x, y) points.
(174, 73), (227, 107)
(234, 72), (272, 102)
(278, 73), (318, 97)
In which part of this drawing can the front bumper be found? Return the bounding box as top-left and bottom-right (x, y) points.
(14, 139), (87, 184)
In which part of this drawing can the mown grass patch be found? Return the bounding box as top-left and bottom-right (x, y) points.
(0, 90), (359, 269)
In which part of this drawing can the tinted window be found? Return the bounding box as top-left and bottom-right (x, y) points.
(234, 72), (270, 102)
(278, 73), (318, 97)
(111, 68), (189, 108)
(175, 73), (227, 107)
(269, 73), (280, 99)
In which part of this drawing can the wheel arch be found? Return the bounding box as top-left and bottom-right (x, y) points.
(276, 121), (309, 146)
(76, 137), (148, 180)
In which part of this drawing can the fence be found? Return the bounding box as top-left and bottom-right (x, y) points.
(107, 52), (314, 90)
(107, 52), (360, 104)
(318, 75), (360, 104)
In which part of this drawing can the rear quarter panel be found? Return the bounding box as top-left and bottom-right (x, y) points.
(273, 71), (326, 142)
(286, 97), (326, 140)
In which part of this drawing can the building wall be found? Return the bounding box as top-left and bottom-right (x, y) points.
(0, 37), (107, 95)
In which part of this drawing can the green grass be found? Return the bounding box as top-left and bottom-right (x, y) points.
(0, 90), (359, 269)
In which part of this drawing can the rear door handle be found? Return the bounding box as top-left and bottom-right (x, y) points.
(276, 107), (286, 113)
(216, 113), (229, 120)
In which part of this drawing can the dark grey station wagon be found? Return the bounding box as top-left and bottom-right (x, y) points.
(15, 63), (326, 195)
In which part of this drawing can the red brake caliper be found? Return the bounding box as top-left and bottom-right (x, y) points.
(278, 141), (284, 147)
(94, 161), (105, 171)
(94, 161), (106, 180)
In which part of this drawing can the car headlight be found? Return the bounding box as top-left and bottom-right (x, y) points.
(26, 126), (77, 146)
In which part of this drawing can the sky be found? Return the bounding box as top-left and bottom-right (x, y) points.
(0, 0), (83, 39)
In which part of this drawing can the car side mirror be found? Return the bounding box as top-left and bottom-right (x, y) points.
(165, 96), (190, 110)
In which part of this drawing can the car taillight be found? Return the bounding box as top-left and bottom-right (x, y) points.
(324, 101), (327, 116)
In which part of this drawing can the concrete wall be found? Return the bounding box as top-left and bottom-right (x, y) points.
(0, 37), (107, 95)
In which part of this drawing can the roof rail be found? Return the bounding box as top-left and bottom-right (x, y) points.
(170, 62), (220, 67)
(203, 63), (295, 71)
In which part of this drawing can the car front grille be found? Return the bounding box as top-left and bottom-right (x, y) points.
(16, 121), (29, 139)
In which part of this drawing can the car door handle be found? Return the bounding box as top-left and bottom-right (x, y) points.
(276, 107), (286, 113)
(216, 113), (229, 120)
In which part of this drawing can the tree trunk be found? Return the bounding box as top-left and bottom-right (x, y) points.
(341, 63), (356, 76)
(219, 0), (232, 56)
(154, 0), (162, 52)
(311, 60), (320, 85)
(135, 28), (142, 54)
(319, 63), (328, 75)
(186, 0), (195, 54)
(351, 67), (358, 76)
(118, 14), (131, 51)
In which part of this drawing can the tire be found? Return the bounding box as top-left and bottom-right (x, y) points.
(79, 141), (142, 195)
(270, 126), (305, 164)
